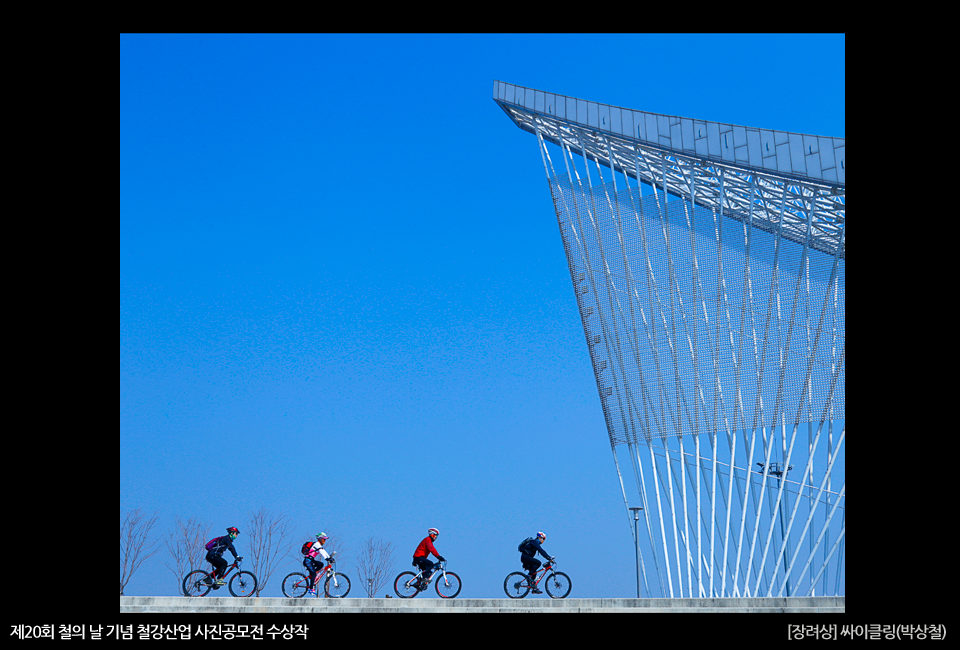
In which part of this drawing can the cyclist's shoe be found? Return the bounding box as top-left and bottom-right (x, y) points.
(532, 587), (543, 594)
(308, 589), (317, 596)
(214, 579), (226, 586)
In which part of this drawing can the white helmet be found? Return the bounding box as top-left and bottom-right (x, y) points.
(428, 528), (440, 536)
(536, 531), (546, 540)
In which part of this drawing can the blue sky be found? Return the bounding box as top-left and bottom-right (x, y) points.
(120, 33), (845, 598)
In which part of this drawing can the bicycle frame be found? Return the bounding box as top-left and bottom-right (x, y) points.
(504, 559), (569, 599)
(530, 562), (557, 587)
(414, 560), (447, 583)
(303, 551), (344, 595)
(394, 559), (461, 598)
(318, 563), (344, 588)
(184, 557), (258, 598)
(206, 559), (242, 583)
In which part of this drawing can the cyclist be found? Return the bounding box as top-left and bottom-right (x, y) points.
(303, 532), (333, 596)
(207, 527), (242, 587)
(519, 531), (554, 594)
(412, 527), (445, 589)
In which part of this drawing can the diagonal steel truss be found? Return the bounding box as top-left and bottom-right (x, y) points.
(495, 81), (844, 598)
(495, 82), (844, 259)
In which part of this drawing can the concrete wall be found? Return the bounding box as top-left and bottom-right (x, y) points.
(121, 596), (844, 614)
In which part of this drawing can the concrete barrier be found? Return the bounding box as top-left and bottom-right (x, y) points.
(121, 596), (844, 614)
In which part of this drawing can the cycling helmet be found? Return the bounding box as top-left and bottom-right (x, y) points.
(428, 528), (440, 536)
(536, 531), (546, 540)
(316, 532), (329, 541)
(227, 527), (240, 536)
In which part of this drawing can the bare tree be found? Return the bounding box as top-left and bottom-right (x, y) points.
(286, 529), (348, 575)
(164, 516), (211, 595)
(287, 528), (335, 564)
(120, 508), (162, 595)
(245, 507), (294, 595)
(355, 537), (396, 598)
(323, 531), (346, 563)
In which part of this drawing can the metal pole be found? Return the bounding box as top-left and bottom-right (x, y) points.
(629, 507), (644, 598)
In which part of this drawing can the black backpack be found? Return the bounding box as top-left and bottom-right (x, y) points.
(518, 537), (534, 553)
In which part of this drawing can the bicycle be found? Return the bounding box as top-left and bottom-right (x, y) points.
(281, 551), (352, 598)
(504, 559), (571, 599)
(182, 558), (258, 597)
(394, 560), (462, 598)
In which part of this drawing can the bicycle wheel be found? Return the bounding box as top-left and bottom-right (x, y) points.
(545, 571), (571, 599)
(325, 572), (351, 598)
(436, 571), (462, 598)
(281, 572), (309, 598)
(182, 570), (212, 597)
(229, 570), (258, 597)
(504, 572), (531, 599)
(394, 571), (420, 598)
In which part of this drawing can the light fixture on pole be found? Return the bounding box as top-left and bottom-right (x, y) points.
(757, 462), (794, 596)
(628, 507), (644, 598)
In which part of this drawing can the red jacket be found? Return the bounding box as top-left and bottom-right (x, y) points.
(414, 535), (440, 559)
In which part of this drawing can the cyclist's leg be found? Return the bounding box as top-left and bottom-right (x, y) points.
(208, 552), (228, 581)
(200, 554), (214, 585)
(522, 556), (540, 580)
(414, 558), (434, 584)
(522, 557), (542, 591)
(304, 558), (320, 591)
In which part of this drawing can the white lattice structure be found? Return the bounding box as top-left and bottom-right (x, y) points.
(495, 81), (844, 597)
